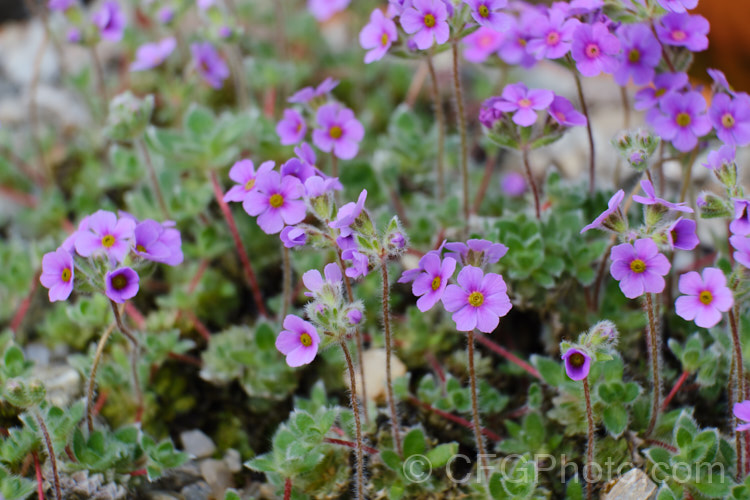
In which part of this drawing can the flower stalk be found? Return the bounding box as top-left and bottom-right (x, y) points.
(426, 52), (445, 202)
(467, 330), (489, 482)
(110, 300), (143, 423)
(35, 411), (62, 500)
(644, 293), (662, 436)
(86, 322), (116, 432)
(451, 39), (470, 231)
(381, 259), (402, 456)
(583, 377), (595, 500)
(341, 340), (365, 500)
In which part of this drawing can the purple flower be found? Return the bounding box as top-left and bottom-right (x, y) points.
(650, 91), (711, 152)
(157, 6), (174, 23)
(303, 263), (342, 297)
(280, 226), (307, 248)
(498, 17), (537, 69)
(549, 95), (587, 127)
(411, 253), (457, 312)
(708, 68), (733, 95)
(442, 266), (512, 333)
(570, 22), (621, 77)
(668, 218), (699, 250)
(391, 233), (406, 249)
(730, 234), (750, 269)
(655, 13), (709, 52)
(243, 171), (307, 234)
(479, 96), (504, 128)
(613, 23), (660, 86)
(288, 78), (339, 104)
(330, 190), (367, 230)
(40, 248), (75, 302)
(501, 172), (526, 197)
(567, 0), (603, 14)
(359, 8), (398, 64)
(74, 210), (135, 263)
(562, 348), (592, 381)
(275, 315), (320, 367)
(224, 160), (275, 204)
(675, 268), (734, 328)
(709, 93), (750, 147)
(312, 103), (364, 160)
(610, 239), (671, 299)
(48, 0), (75, 11)
(634, 72), (689, 111)
(734, 401), (750, 432)
(463, 27), (504, 63)
(581, 189), (625, 233)
(105, 267), (140, 303)
(276, 109), (307, 146)
(387, 0), (412, 17)
(444, 239), (508, 267)
(130, 37), (176, 72)
(304, 175), (342, 198)
(632, 180), (693, 213)
(464, 0), (510, 31)
(342, 249), (370, 279)
(400, 0), (450, 50)
(527, 8), (579, 60)
(347, 309), (363, 325)
(93, 1), (126, 42)
(191, 42), (229, 89)
(67, 28), (82, 43)
(730, 199), (750, 236)
(134, 219), (183, 266)
(656, 0), (697, 12)
(702, 145), (736, 171)
(494, 83), (554, 127)
(307, 0), (350, 22)
(197, 0), (215, 10)
(281, 158), (315, 184)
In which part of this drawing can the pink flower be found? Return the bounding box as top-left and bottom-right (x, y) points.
(580, 189), (624, 233)
(462, 27), (504, 63)
(302, 263), (342, 297)
(442, 266), (512, 333)
(330, 190), (367, 230)
(675, 268), (734, 328)
(464, 0), (510, 32)
(359, 9), (398, 64)
(731, 234), (750, 269)
(400, 0), (450, 50)
(93, 1), (126, 42)
(276, 109), (307, 146)
(223, 159), (275, 205)
(570, 22), (621, 77)
(74, 210), (135, 263)
(494, 82), (554, 127)
(633, 179), (693, 213)
(307, 0), (350, 22)
(134, 219), (183, 266)
(275, 315), (321, 367)
(609, 239), (670, 299)
(105, 267), (140, 303)
(562, 348), (592, 381)
(40, 248), (75, 302)
(130, 37), (176, 72)
(312, 103), (364, 160)
(411, 253), (457, 312)
(242, 170), (307, 234)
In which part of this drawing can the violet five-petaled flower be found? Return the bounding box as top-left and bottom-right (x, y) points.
(307, 0), (350, 22)
(74, 210), (135, 263)
(549, 95), (587, 127)
(275, 314), (321, 367)
(635, 72), (689, 111)
(570, 22), (621, 77)
(224, 159), (276, 207)
(400, 0), (450, 51)
(708, 93), (750, 147)
(734, 400), (750, 432)
(130, 37), (176, 72)
(134, 219), (183, 266)
(105, 267), (140, 303)
(731, 199), (750, 236)
(359, 8), (398, 64)
(609, 238), (671, 299)
(276, 109), (307, 146)
(464, 0), (510, 32)
(441, 265), (512, 333)
(330, 190), (367, 230)
(562, 348), (592, 381)
(527, 7), (579, 60)
(494, 82), (554, 127)
(668, 218), (699, 251)
(650, 91), (711, 152)
(302, 263), (342, 297)
(242, 170), (307, 234)
(675, 267), (734, 328)
(613, 23), (660, 86)
(40, 248), (75, 302)
(93, 0), (126, 42)
(655, 12), (709, 52)
(463, 27), (504, 63)
(312, 103), (365, 160)
(702, 145), (736, 171)
(191, 42), (230, 89)
(411, 253), (457, 312)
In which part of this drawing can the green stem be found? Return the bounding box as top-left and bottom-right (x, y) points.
(467, 330), (489, 482)
(583, 377), (595, 500)
(644, 293), (661, 436)
(451, 39), (470, 232)
(341, 340), (365, 500)
(381, 259), (402, 456)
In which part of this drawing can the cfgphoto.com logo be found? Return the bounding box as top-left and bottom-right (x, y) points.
(401, 453), (725, 484)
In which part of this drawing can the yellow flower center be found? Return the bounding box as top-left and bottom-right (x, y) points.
(424, 13), (436, 28)
(478, 5), (490, 18)
(244, 178), (256, 191)
(628, 48), (641, 63)
(136, 244), (146, 253)
(518, 37), (527, 47)
(269, 194), (284, 208)
(676, 112), (691, 127)
(655, 88), (666, 98)
(381, 33), (389, 46)
(431, 276), (441, 291)
(111, 274), (127, 290)
(630, 259), (646, 274)
(61, 268), (71, 282)
(300, 332), (313, 347)
(722, 113), (735, 128)
(569, 352), (585, 368)
(101, 235), (115, 248)
(699, 290), (713, 305)
(468, 291), (484, 307)
(329, 125), (343, 139)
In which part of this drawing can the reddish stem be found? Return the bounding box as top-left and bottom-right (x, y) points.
(129, 468), (148, 477)
(188, 259), (209, 293)
(426, 351), (446, 385)
(323, 438), (379, 455)
(661, 371), (690, 411)
(10, 270), (40, 333)
(408, 395), (502, 441)
(167, 352), (203, 367)
(65, 445), (76, 462)
(474, 333), (540, 379)
(124, 302), (146, 330)
(284, 477), (292, 500)
(93, 390), (108, 417)
(33, 451), (45, 500)
(183, 310), (212, 342)
(645, 439), (677, 453)
(210, 170), (268, 318)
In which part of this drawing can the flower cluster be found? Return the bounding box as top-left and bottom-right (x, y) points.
(560, 320), (619, 380)
(40, 210), (182, 304)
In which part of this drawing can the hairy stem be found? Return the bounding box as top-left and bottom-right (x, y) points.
(136, 139), (169, 219)
(86, 322), (116, 433)
(583, 377), (595, 500)
(661, 370), (690, 411)
(282, 245), (291, 319)
(522, 148), (541, 219)
(451, 39), (470, 231)
(89, 46), (108, 117)
(284, 477), (292, 500)
(110, 300), (143, 423)
(33, 451), (44, 500)
(341, 340), (365, 500)
(467, 330), (489, 482)
(210, 170), (268, 317)
(572, 69), (595, 194)
(644, 293), (662, 436)
(729, 307), (745, 479)
(426, 52), (445, 202)
(381, 260), (402, 456)
(35, 412), (61, 500)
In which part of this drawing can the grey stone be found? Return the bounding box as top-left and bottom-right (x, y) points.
(180, 429), (216, 459)
(600, 468), (657, 500)
(144, 492), (180, 500)
(179, 480), (212, 500)
(200, 458), (235, 497)
(24, 342), (50, 366)
(223, 448), (242, 473)
(35, 364), (81, 407)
